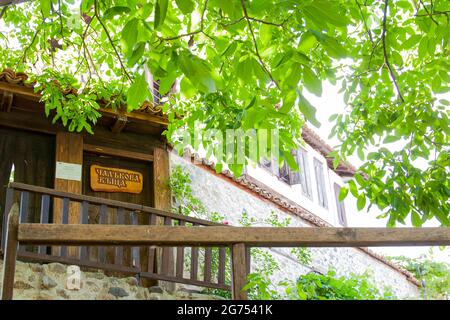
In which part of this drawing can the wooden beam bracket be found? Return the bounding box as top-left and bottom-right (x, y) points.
(110, 113), (128, 134)
(0, 91), (13, 112)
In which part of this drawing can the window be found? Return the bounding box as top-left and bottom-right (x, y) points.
(259, 157), (279, 177)
(313, 158), (328, 208)
(297, 148), (313, 199)
(334, 183), (347, 226)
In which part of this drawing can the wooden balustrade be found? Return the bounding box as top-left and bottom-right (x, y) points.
(0, 183), (231, 298)
(1, 182), (450, 300)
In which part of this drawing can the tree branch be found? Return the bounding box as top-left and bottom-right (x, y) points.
(418, 0), (439, 25)
(93, 0), (131, 82)
(160, 0), (209, 41)
(416, 10), (450, 16)
(0, 6), (7, 19)
(381, 0), (404, 103)
(355, 0), (374, 45)
(240, 0), (279, 89)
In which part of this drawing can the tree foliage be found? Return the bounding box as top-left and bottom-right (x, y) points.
(389, 254), (450, 299)
(0, 0), (449, 225)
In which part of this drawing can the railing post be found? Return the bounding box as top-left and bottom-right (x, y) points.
(1, 203), (20, 300)
(231, 243), (248, 300)
(1, 187), (14, 253)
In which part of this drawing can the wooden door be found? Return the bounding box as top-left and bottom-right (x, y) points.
(82, 152), (154, 266)
(0, 126), (55, 234)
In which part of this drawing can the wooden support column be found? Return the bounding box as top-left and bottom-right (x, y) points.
(1, 204), (19, 300)
(152, 147), (173, 289)
(53, 132), (83, 257)
(231, 243), (248, 300)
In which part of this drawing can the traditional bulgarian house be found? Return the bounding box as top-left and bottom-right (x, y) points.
(0, 69), (420, 299)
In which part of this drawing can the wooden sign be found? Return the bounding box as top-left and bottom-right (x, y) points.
(90, 165), (143, 194)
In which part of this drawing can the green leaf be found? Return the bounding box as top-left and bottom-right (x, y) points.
(40, 0), (51, 17)
(127, 42), (145, 67)
(383, 135), (401, 144)
(339, 187), (348, 202)
(333, 154), (340, 170)
(357, 194), (366, 211)
(303, 67), (322, 96)
(127, 73), (150, 111)
(411, 211), (422, 227)
(104, 6), (131, 19)
(298, 94), (320, 127)
(154, 0), (169, 29)
(348, 180), (358, 197)
(298, 32), (317, 53)
(121, 18), (139, 54)
(175, 0), (195, 15)
(357, 147), (365, 161)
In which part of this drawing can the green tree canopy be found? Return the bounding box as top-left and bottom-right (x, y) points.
(0, 0), (449, 226)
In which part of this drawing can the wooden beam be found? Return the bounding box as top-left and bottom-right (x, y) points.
(8, 182), (221, 226)
(1, 204), (19, 300)
(54, 132), (83, 257)
(153, 148), (171, 211)
(100, 108), (168, 127)
(84, 143), (154, 162)
(0, 91), (13, 112)
(17, 225), (450, 247)
(152, 147), (173, 288)
(231, 243), (248, 300)
(0, 82), (40, 102)
(110, 113), (127, 134)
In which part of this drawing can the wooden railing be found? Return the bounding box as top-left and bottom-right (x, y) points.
(1, 183), (450, 300)
(0, 182), (233, 292)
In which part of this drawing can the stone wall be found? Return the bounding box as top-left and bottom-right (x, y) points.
(0, 260), (224, 300)
(170, 153), (420, 299)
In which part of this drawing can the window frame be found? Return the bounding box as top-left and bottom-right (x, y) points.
(313, 158), (328, 209)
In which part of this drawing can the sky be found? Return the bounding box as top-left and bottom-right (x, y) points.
(304, 81), (450, 263)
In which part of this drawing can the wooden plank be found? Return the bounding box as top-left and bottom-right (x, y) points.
(231, 243), (248, 300)
(140, 272), (230, 291)
(18, 251), (140, 275)
(18, 191), (29, 223)
(114, 208), (125, 265)
(191, 247), (199, 280)
(10, 182), (220, 226)
(131, 212), (140, 268)
(176, 220), (185, 278)
(54, 132), (83, 223)
(80, 201), (89, 260)
(161, 217), (172, 275)
(1, 187), (14, 253)
(53, 131), (83, 258)
(38, 195), (50, 255)
(83, 143), (154, 162)
(153, 148), (171, 212)
(204, 247), (212, 283)
(17, 225), (450, 247)
(1, 203), (19, 300)
(147, 214), (157, 273)
(60, 197), (70, 257)
(98, 204), (107, 263)
(246, 246), (251, 275)
(218, 247), (226, 285)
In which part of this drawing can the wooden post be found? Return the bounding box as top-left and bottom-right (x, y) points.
(151, 147), (173, 288)
(231, 243), (248, 300)
(1, 203), (19, 300)
(53, 131), (83, 257)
